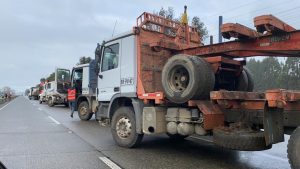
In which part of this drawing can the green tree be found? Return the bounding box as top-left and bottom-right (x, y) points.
(156, 6), (208, 40)
(47, 72), (55, 82)
(192, 16), (208, 41)
(158, 7), (175, 20)
(281, 58), (300, 90)
(247, 58), (282, 91)
(40, 78), (46, 83)
(77, 56), (92, 65)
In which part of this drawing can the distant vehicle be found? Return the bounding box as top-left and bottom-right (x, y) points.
(28, 87), (39, 100)
(45, 68), (71, 107)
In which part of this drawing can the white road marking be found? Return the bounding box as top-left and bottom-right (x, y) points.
(258, 152), (289, 162)
(38, 108), (43, 111)
(99, 157), (122, 169)
(0, 100), (14, 111)
(48, 116), (61, 124)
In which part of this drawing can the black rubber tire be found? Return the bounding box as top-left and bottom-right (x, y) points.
(39, 100), (42, 104)
(47, 97), (54, 107)
(111, 106), (144, 148)
(288, 126), (300, 169)
(162, 54), (215, 103)
(244, 67), (254, 92)
(78, 101), (93, 121)
(236, 70), (249, 91)
(213, 127), (272, 151)
(166, 133), (188, 141)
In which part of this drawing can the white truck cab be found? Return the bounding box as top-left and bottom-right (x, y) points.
(46, 68), (71, 107)
(70, 61), (98, 120)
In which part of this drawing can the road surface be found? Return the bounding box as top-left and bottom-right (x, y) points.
(0, 96), (291, 169)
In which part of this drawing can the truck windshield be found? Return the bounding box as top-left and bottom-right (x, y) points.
(101, 44), (119, 72)
(56, 69), (71, 94)
(57, 69), (71, 83)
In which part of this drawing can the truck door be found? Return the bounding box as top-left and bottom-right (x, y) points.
(98, 41), (121, 101)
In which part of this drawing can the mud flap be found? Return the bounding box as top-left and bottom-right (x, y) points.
(263, 104), (284, 146)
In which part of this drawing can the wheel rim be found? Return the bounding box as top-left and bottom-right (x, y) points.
(168, 65), (190, 92)
(79, 106), (88, 116)
(116, 116), (132, 139)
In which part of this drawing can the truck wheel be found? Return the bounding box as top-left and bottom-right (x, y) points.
(236, 70), (249, 91)
(213, 127), (272, 151)
(78, 101), (93, 121)
(236, 67), (254, 92)
(162, 54), (215, 104)
(39, 100), (42, 104)
(47, 97), (54, 107)
(244, 67), (254, 92)
(111, 106), (144, 148)
(288, 126), (300, 169)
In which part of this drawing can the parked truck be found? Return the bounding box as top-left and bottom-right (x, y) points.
(28, 87), (39, 100)
(72, 7), (300, 168)
(70, 61), (98, 120)
(46, 68), (71, 107)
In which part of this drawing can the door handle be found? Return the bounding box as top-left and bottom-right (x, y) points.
(99, 74), (103, 79)
(114, 87), (120, 92)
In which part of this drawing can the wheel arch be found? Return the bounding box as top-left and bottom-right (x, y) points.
(76, 96), (91, 111)
(108, 93), (144, 134)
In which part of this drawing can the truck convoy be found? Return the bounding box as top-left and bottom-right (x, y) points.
(66, 7), (300, 168)
(67, 7), (300, 168)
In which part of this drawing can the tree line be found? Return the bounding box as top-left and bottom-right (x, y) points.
(246, 57), (300, 91)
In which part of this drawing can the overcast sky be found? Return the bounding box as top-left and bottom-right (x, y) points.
(0, 0), (299, 92)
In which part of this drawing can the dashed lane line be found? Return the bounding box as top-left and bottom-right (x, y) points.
(48, 116), (61, 124)
(99, 157), (122, 169)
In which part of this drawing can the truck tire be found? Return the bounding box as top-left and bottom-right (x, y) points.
(213, 127), (272, 151)
(111, 106), (144, 148)
(47, 97), (54, 107)
(236, 70), (249, 91)
(244, 67), (254, 92)
(288, 126), (300, 169)
(236, 67), (254, 92)
(162, 54), (215, 104)
(39, 100), (42, 104)
(78, 101), (93, 121)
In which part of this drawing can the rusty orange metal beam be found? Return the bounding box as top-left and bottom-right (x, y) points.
(222, 23), (261, 39)
(188, 100), (224, 130)
(183, 30), (300, 57)
(254, 15), (296, 34)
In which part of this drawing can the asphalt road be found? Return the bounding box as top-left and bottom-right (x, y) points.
(0, 96), (292, 169)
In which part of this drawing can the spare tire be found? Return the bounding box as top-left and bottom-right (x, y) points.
(213, 126), (272, 151)
(287, 126), (300, 169)
(236, 67), (254, 92)
(236, 70), (249, 91)
(244, 67), (254, 92)
(162, 54), (215, 104)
